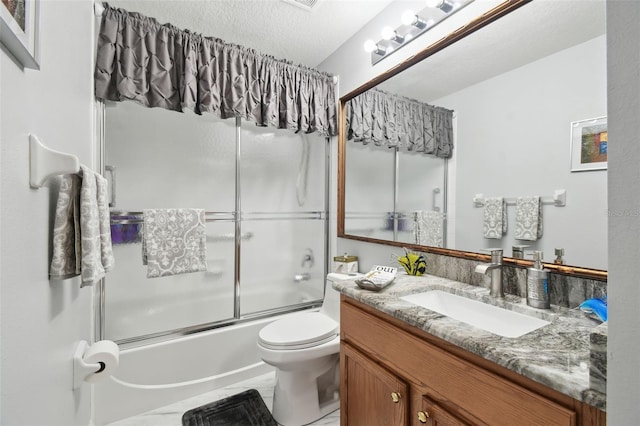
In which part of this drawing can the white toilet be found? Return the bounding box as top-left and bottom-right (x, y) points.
(257, 272), (357, 426)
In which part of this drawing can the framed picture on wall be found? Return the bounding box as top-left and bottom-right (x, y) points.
(0, 0), (39, 69)
(570, 116), (607, 172)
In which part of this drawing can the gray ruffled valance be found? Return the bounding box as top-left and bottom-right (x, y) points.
(94, 4), (337, 136)
(346, 88), (453, 158)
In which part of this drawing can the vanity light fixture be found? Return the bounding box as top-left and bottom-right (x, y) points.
(401, 10), (427, 29)
(364, 0), (474, 65)
(381, 26), (405, 44)
(425, 0), (455, 14)
(363, 39), (386, 55)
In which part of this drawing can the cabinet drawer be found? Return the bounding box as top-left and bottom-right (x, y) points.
(341, 301), (577, 426)
(418, 395), (471, 426)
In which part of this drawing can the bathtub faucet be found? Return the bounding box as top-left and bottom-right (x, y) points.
(294, 272), (310, 282)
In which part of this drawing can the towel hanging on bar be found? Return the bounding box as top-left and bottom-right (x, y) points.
(483, 197), (507, 239)
(142, 209), (208, 278)
(414, 211), (445, 248)
(515, 196), (543, 241)
(50, 165), (115, 286)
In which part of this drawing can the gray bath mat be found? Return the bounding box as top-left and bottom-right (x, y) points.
(182, 389), (277, 426)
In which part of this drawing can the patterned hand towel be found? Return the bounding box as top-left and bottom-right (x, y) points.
(50, 165), (115, 286)
(142, 209), (207, 278)
(515, 196), (543, 241)
(483, 197), (507, 239)
(414, 211), (445, 248)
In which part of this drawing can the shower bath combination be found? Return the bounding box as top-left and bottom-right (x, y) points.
(94, 100), (331, 423)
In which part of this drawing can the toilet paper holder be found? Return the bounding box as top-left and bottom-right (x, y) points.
(73, 340), (119, 389)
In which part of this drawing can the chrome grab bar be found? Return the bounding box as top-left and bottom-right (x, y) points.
(105, 165), (116, 207)
(432, 187), (441, 212)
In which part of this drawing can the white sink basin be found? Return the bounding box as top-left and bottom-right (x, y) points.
(400, 290), (550, 338)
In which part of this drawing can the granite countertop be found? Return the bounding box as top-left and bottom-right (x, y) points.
(333, 273), (607, 411)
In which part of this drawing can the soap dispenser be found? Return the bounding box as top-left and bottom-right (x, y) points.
(527, 251), (550, 309)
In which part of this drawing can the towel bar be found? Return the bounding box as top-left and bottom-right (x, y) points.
(473, 190), (566, 208)
(110, 211), (325, 224)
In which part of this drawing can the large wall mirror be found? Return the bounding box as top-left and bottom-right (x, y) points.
(338, 0), (607, 279)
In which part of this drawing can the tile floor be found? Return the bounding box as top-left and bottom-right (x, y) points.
(106, 371), (340, 426)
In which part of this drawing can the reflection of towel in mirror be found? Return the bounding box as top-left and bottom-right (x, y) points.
(50, 165), (115, 286)
(483, 197), (507, 239)
(515, 196), (543, 241)
(414, 211), (445, 248)
(142, 209), (207, 278)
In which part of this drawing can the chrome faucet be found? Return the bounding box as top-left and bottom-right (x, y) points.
(294, 272), (310, 282)
(474, 249), (504, 298)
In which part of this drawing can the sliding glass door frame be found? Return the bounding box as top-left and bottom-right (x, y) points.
(94, 101), (330, 348)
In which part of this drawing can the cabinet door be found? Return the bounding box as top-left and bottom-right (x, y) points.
(342, 343), (408, 426)
(416, 396), (470, 426)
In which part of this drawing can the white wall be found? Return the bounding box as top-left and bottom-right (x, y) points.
(607, 0), (640, 423)
(0, 1), (95, 425)
(435, 36), (607, 269)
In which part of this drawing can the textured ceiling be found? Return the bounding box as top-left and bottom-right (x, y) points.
(107, 0), (395, 67)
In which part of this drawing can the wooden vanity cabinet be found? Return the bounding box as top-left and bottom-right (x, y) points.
(340, 297), (606, 426)
(342, 344), (408, 425)
(417, 396), (471, 426)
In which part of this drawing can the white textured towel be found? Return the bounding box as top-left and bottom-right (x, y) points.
(414, 211), (445, 247)
(50, 165), (115, 286)
(483, 197), (507, 239)
(515, 196), (543, 241)
(142, 209), (207, 278)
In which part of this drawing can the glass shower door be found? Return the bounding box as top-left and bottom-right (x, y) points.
(239, 124), (327, 315)
(102, 101), (330, 344)
(104, 102), (237, 342)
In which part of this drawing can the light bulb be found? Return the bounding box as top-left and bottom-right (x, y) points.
(401, 10), (417, 26)
(425, 0), (444, 8)
(381, 26), (404, 44)
(363, 40), (377, 53)
(381, 26), (395, 41)
(364, 39), (384, 54)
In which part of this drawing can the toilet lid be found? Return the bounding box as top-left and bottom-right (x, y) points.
(258, 312), (338, 350)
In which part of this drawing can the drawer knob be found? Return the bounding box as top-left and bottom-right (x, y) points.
(417, 411), (430, 423)
(391, 392), (401, 403)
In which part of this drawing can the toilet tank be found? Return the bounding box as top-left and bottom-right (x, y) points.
(321, 273), (360, 324)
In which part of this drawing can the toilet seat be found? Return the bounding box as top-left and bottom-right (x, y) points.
(258, 312), (338, 350)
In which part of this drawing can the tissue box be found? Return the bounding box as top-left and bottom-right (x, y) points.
(333, 254), (358, 274)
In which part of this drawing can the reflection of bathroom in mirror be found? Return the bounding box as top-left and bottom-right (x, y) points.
(345, 144), (446, 245)
(341, 0), (607, 271)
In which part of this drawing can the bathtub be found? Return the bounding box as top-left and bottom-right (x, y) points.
(93, 310), (315, 425)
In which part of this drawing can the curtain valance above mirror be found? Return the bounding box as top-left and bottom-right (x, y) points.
(94, 4), (337, 136)
(345, 88), (453, 158)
